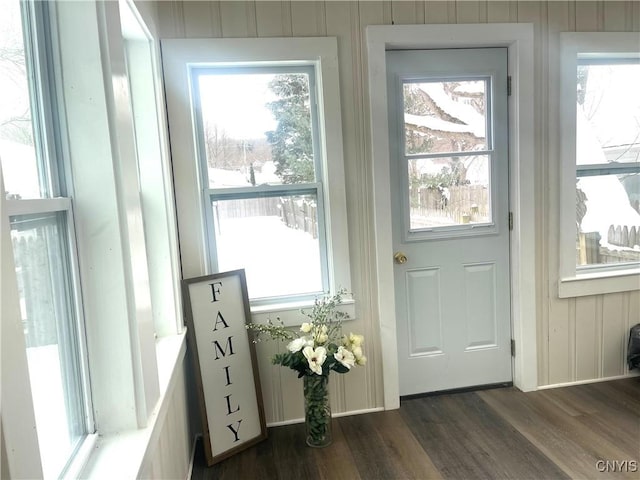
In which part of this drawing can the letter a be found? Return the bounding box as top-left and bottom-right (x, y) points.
(213, 311), (229, 331)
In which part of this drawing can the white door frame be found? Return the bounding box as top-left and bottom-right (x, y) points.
(366, 23), (537, 409)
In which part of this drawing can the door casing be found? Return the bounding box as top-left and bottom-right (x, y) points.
(388, 47), (513, 395)
(366, 23), (537, 409)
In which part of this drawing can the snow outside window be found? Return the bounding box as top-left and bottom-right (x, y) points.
(559, 33), (640, 297)
(575, 60), (640, 270)
(0, 1), (94, 477)
(192, 66), (330, 304)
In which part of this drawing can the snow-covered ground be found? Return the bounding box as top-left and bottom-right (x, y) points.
(216, 215), (323, 299)
(26, 344), (76, 479)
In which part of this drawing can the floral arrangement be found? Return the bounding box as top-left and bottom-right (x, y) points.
(246, 289), (366, 377)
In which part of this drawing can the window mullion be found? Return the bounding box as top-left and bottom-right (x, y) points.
(6, 197), (71, 216)
(208, 183), (320, 200)
(577, 163), (640, 177)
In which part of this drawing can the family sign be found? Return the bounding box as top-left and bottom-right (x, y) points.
(182, 270), (267, 465)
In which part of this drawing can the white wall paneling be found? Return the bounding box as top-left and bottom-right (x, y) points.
(156, 1), (640, 425)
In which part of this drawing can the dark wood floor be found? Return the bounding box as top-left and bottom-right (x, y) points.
(192, 378), (640, 480)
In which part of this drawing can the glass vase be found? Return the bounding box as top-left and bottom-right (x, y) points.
(303, 374), (332, 447)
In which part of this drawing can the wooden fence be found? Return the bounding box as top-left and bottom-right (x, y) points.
(214, 197), (280, 218)
(608, 225), (639, 249)
(213, 196), (318, 238)
(11, 234), (59, 348)
(578, 225), (640, 265)
(279, 197), (318, 239)
(410, 185), (489, 225)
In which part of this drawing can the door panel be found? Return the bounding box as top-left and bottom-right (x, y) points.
(407, 268), (443, 355)
(388, 48), (512, 396)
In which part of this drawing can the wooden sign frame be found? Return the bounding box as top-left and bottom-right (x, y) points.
(182, 269), (267, 466)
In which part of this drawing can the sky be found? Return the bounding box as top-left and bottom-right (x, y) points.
(198, 73), (278, 140)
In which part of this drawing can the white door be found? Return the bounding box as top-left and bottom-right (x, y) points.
(387, 48), (512, 396)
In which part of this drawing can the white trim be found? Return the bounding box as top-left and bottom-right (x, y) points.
(266, 407), (385, 427)
(559, 269), (640, 298)
(537, 372), (640, 390)
(79, 332), (187, 479)
(5, 197), (70, 216)
(161, 37), (352, 298)
(366, 23), (537, 409)
(559, 32), (640, 297)
(61, 433), (98, 480)
(250, 298), (355, 327)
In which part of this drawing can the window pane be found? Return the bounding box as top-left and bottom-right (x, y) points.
(10, 212), (88, 478)
(403, 80), (487, 155)
(408, 155), (491, 230)
(577, 63), (640, 165)
(0, 0), (43, 199)
(212, 194), (324, 299)
(576, 173), (640, 266)
(197, 71), (315, 187)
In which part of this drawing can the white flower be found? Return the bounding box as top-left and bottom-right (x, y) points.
(335, 346), (355, 370)
(349, 333), (364, 348)
(315, 332), (329, 344)
(352, 345), (363, 359)
(300, 322), (312, 333)
(287, 337), (310, 353)
(355, 354), (367, 366)
(314, 325), (329, 344)
(303, 346), (327, 375)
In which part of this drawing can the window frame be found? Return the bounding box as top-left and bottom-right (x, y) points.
(394, 73), (499, 240)
(559, 33), (640, 298)
(2, 0), (96, 476)
(190, 64), (330, 305)
(162, 37), (353, 323)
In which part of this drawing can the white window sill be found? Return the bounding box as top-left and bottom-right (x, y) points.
(559, 268), (640, 298)
(251, 298), (356, 327)
(76, 331), (187, 479)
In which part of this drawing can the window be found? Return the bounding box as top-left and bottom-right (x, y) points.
(576, 60), (640, 268)
(1, 1), (93, 477)
(192, 67), (328, 302)
(559, 33), (640, 297)
(400, 78), (494, 233)
(162, 37), (352, 318)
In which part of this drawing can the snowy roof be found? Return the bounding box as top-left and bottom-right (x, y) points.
(412, 82), (486, 138)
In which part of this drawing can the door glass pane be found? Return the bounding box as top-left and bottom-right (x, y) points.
(403, 80), (487, 155)
(197, 71), (315, 187)
(0, 0), (44, 199)
(212, 194), (323, 299)
(10, 212), (88, 479)
(577, 62), (640, 165)
(576, 173), (640, 266)
(408, 155), (491, 230)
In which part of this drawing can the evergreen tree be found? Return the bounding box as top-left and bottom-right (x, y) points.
(265, 74), (315, 183)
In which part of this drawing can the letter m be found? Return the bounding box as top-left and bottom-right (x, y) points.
(213, 336), (235, 360)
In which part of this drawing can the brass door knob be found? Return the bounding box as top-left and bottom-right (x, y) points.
(394, 252), (408, 264)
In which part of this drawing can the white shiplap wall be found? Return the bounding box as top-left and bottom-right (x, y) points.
(156, 0), (640, 424)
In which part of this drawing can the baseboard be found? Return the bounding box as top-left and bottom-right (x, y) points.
(185, 434), (201, 480)
(537, 372), (640, 390)
(266, 407), (385, 428)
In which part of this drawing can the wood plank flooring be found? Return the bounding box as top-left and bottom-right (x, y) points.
(191, 378), (640, 480)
